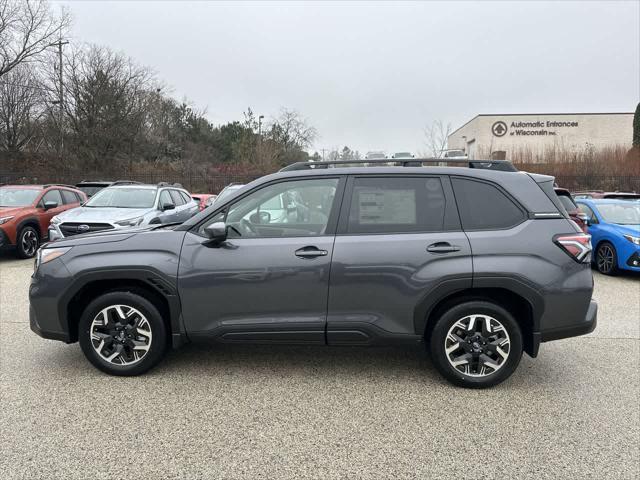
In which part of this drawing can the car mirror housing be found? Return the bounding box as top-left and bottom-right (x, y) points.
(204, 222), (228, 243)
(44, 201), (58, 211)
(161, 203), (175, 211)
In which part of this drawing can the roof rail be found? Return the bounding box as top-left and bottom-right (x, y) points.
(280, 158), (518, 172)
(112, 180), (142, 185)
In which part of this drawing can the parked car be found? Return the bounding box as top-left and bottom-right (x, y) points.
(29, 159), (597, 388)
(576, 199), (640, 275)
(191, 193), (217, 212)
(365, 151), (387, 160)
(0, 184), (86, 258)
(75, 180), (141, 198)
(212, 183), (245, 207)
(555, 187), (588, 232)
(573, 191), (640, 200)
(390, 152), (415, 159)
(439, 149), (468, 159)
(48, 183), (198, 240)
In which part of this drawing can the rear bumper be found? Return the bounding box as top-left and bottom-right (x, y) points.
(540, 299), (598, 342)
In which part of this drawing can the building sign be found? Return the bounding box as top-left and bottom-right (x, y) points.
(491, 119), (580, 137)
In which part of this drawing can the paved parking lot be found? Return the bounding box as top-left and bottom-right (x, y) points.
(0, 255), (638, 479)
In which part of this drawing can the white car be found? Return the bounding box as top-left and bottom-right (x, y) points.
(48, 183), (198, 240)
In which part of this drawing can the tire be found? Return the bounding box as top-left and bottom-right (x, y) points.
(16, 226), (39, 259)
(429, 301), (523, 389)
(78, 291), (168, 376)
(595, 241), (618, 275)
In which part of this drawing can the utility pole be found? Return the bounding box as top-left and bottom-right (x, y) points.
(258, 115), (264, 137)
(52, 38), (69, 160)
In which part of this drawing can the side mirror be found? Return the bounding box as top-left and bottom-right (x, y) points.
(204, 221), (228, 243)
(44, 201), (58, 211)
(161, 203), (175, 211)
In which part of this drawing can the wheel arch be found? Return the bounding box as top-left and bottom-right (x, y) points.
(62, 270), (186, 347)
(16, 216), (42, 238)
(416, 280), (543, 357)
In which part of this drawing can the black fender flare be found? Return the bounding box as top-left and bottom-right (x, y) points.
(15, 216), (42, 239)
(58, 267), (186, 347)
(413, 275), (544, 336)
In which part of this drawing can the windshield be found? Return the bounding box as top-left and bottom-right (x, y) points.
(597, 203), (640, 225)
(0, 188), (40, 207)
(85, 187), (156, 208)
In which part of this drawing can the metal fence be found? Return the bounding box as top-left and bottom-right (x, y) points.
(0, 171), (262, 194)
(1, 170), (639, 195)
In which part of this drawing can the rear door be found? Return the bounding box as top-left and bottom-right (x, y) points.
(327, 175), (472, 343)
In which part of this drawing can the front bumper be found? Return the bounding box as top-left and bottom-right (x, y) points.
(29, 304), (70, 342)
(0, 227), (15, 250)
(540, 300), (598, 342)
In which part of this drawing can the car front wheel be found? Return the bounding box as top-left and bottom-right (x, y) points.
(78, 291), (168, 376)
(596, 242), (618, 275)
(429, 301), (523, 388)
(16, 226), (39, 259)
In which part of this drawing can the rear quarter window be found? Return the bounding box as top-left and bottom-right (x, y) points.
(452, 177), (526, 230)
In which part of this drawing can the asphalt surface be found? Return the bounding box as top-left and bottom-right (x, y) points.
(0, 255), (638, 479)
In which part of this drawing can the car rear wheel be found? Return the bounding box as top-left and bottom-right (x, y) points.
(78, 291), (168, 376)
(596, 242), (618, 275)
(16, 226), (39, 259)
(429, 301), (523, 388)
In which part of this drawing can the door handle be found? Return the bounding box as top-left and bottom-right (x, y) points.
(295, 246), (328, 258)
(427, 242), (461, 254)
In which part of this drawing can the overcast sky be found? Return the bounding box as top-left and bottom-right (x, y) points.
(55, 0), (639, 155)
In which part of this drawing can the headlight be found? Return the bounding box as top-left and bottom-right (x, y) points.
(115, 216), (144, 227)
(0, 215), (15, 225)
(50, 216), (62, 225)
(623, 234), (640, 246)
(34, 247), (72, 272)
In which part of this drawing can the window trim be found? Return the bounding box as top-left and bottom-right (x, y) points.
(450, 176), (528, 232)
(190, 175), (347, 239)
(336, 174), (460, 236)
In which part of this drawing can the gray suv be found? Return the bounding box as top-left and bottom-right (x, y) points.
(29, 160), (597, 388)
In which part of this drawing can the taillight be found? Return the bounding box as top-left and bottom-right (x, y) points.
(554, 233), (592, 263)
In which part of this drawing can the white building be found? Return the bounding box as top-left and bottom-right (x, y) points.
(448, 112), (634, 159)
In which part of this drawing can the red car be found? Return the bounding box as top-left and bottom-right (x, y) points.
(0, 184), (87, 258)
(555, 187), (588, 233)
(191, 193), (217, 211)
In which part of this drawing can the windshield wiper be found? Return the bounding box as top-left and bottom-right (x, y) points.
(151, 222), (183, 230)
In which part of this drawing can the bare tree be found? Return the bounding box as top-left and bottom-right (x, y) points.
(423, 120), (452, 158)
(59, 44), (156, 168)
(0, 0), (70, 78)
(0, 63), (45, 151)
(268, 108), (317, 152)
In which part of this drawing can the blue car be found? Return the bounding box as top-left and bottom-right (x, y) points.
(576, 199), (640, 275)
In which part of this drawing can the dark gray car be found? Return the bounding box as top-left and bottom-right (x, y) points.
(30, 160), (597, 388)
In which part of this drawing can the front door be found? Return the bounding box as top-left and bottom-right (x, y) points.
(327, 175), (473, 343)
(178, 176), (344, 344)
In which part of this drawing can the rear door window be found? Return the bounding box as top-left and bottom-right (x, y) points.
(452, 178), (525, 230)
(61, 190), (79, 205)
(346, 176), (446, 234)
